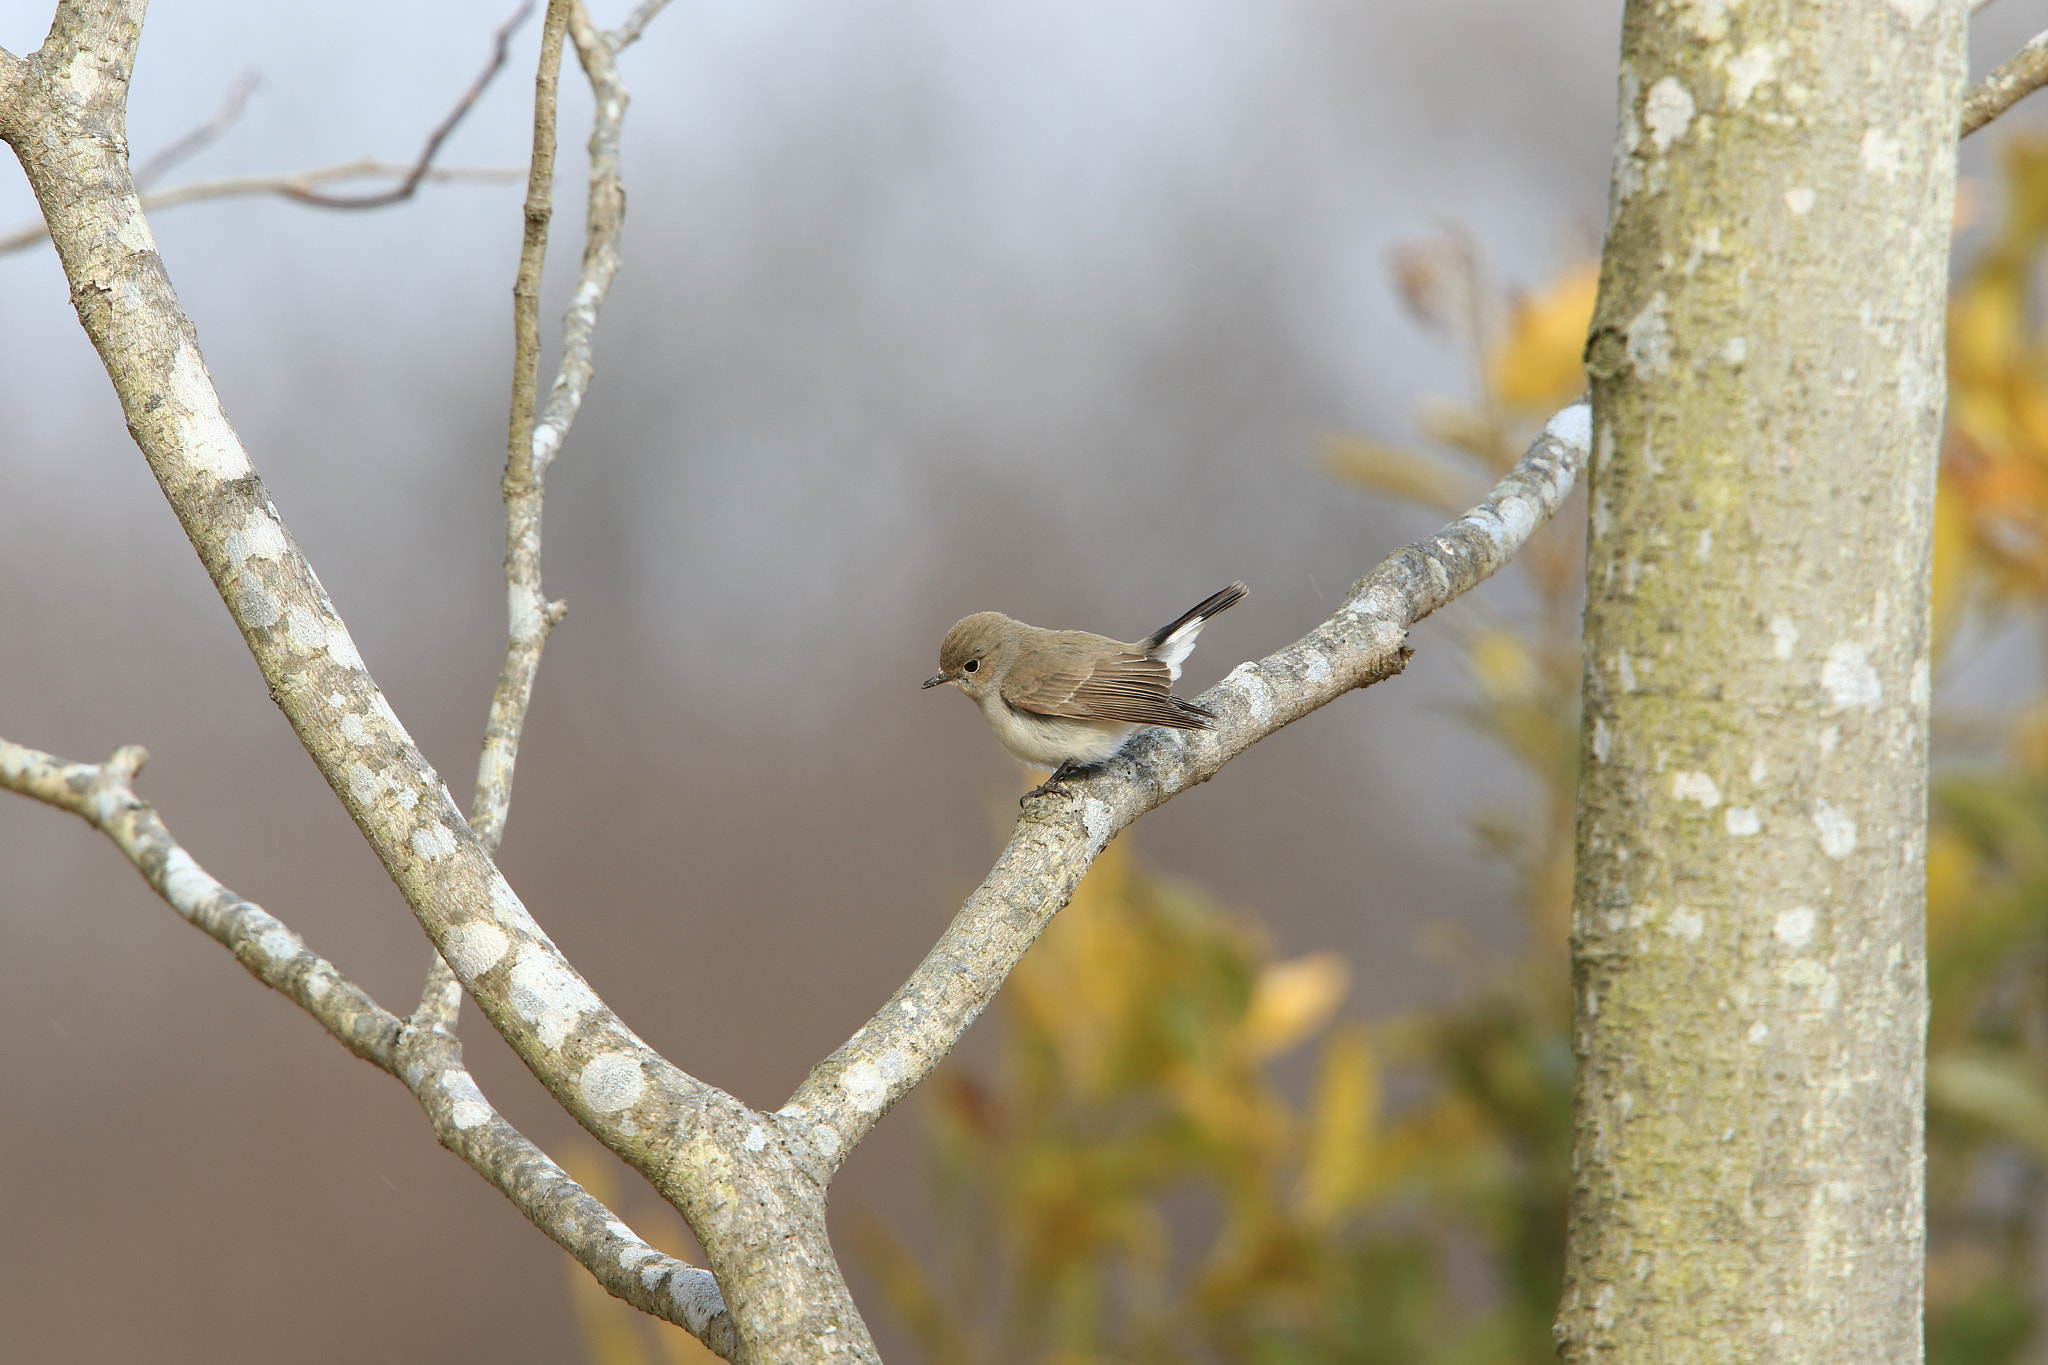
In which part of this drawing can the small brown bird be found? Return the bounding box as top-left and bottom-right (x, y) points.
(923, 582), (1248, 802)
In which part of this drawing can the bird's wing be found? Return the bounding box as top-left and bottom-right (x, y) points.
(1003, 650), (1217, 729)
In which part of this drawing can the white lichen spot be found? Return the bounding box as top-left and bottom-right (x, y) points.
(813, 1125), (841, 1157)
(578, 1054), (646, 1114)
(1667, 907), (1705, 940)
(1748, 1021), (1770, 1043)
(1725, 807), (1761, 836)
(1303, 651), (1331, 687)
(1696, 528), (1714, 560)
(446, 921), (511, 978)
(303, 971), (332, 1002)
(450, 1099), (492, 1130)
(842, 1060), (890, 1114)
(1819, 725), (1840, 754)
(160, 847), (214, 910)
(744, 1125), (769, 1153)
(410, 822), (458, 863)
(1860, 127), (1903, 181)
(255, 926), (298, 966)
(1821, 641), (1882, 709)
(1773, 906), (1817, 948)
(1770, 615), (1799, 660)
(507, 944), (601, 1050)
(326, 691), (348, 709)
(439, 1072), (492, 1130)
(1679, 0), (1730, 40)
(1721, 337), (1747, 366)
(1785, 186), (1816, 215)
(1616, 651), (1638, 693)
(326, 631), (365, 671)
(286, 606), (330, 652)
(1082, 798), (1115, 847)
(1723, 44), (1776, 108)
(1749, 756), (1769, 785)
(1546, 402), (1592, 453)
(1910, 658), (1931, 710)
(1626, 296), (1674, 376)
(167, 344), (253, 479)
(1226, 663), (1274, 727)
(1673, 771), (1722, 809)
(236, 576), (282, 630)
(489, 878), (526, 927)
(226, 509), (288, 569)
(1592, 716), (1612, 762)
(1644, 77), (1696, 152)
(340, 713), (372, 746)
(1813, 802), (1858, 859)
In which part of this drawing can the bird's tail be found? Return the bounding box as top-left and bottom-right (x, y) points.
(1140, 581), (1247, 679)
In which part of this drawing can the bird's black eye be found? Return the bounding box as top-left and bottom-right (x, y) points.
(964, 659), (979, 673)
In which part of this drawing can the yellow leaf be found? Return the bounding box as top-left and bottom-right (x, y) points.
(1243, 951), (1350, 1059)
(1297, 1023), (1379, 1221)
(1323, 434), (1484, 516)
(1930, 467), (1973, 661)
(1467, 629), (1539, 704)
(1487, 261), (1599, 412)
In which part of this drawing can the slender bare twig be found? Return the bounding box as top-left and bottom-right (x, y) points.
(293, 0), (536, 208)
(1963, 28), (2048, 136)
(0, 2), (530, 255)
(413, 0), (575, 1032)
(610, 0), (673, 52)
(0, 739), (736, 1358)
(134, 70), (259, 190)
(0, 162), (523, 256)
(422, 0), (630, 1029)
(1972, 0), (2002, 14)
(782, 402), (1594, 1170)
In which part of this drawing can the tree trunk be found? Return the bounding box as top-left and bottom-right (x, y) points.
(1558, 2), (1962, 1361)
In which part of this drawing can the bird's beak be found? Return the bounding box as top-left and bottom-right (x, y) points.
(922, 672), (948, 690)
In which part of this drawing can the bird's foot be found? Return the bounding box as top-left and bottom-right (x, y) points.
(1021, 760), (1086, 806)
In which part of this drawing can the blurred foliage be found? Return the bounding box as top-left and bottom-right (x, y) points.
(567, 137), (2048, 1365)
(1924, 134), (2048, 1365)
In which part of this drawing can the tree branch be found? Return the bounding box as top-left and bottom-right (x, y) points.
(783, 402), (1593, 1169)
(290, 0), (534, 209)
(1963, 28), (2048, 136)
(132, 70), (259, 190)
(428, 0), (634, 1025)
(0, 162), (521, 257)
(0, 738), (737, 1357)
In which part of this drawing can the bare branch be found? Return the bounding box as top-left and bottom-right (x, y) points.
(426, 0), (635, 1028)
(609, 0), (673, 52)
(1963, 28), (2048, 136)
(0, 162), (521, 257)
(134, 70), (259, 190)
(291, 0), (535, 209)
(0, 737), (737, 1358)
(783, 403), (1594, 1169)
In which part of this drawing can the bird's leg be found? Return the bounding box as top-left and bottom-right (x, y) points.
(1022, 759), (1086, 805)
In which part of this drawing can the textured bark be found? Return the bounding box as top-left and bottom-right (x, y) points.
(1558, 2), (1963, 1361)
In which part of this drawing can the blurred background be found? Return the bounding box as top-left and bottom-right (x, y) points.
(5, 1), (2048, 1361)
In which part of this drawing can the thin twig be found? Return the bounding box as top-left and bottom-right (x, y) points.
(134, 70), (259, 190)
(0, 739), (736, 1358)
(609, 0), (672, 52)
(0, 163), (522, 256)
(415, 0), (575, 1032)
(292, 0), (536, 208)
(1963, 28), (2048, 136)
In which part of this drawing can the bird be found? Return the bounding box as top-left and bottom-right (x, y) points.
(923, 582), (1248, 803)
